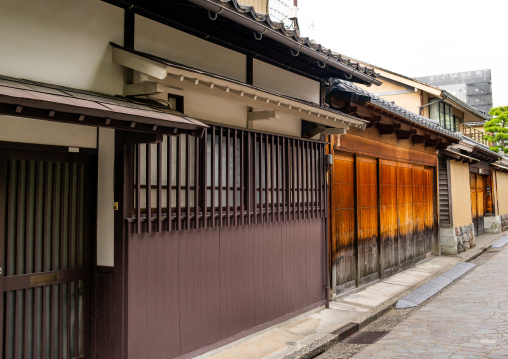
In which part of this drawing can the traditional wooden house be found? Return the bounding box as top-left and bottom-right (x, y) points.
(0, 0), (382, 358)
(349, 64), (508, 254)
(325, 79), (461, 293)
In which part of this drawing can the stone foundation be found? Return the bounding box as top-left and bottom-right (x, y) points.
(440, 223), (476, 255)
(502, 214), (508, 232)
(484, 215), (502, 234)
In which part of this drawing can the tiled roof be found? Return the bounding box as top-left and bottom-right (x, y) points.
(328, 78), (461, 140)
(187, 0), (380, 85)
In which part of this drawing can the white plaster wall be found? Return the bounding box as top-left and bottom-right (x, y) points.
(135, 15), (247, 82)
(253, 60), (320, 104)
(250, 110), (301, 137)
(97, 128), (115, 266)
(0, 116), (97, 148)
(0, 0), (124, 95)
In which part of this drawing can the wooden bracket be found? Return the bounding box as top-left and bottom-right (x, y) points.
(411, 134), (428, 144)
(247, 111), (279, 122)
(395, 128), (417, 140)
(124, 82), (165, 96)
(375, 122), (401, 135)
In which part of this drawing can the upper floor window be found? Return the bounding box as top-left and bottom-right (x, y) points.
(428, 100), (462, 131)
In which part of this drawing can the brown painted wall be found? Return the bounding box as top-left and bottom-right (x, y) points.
(126, 219), (325, 359)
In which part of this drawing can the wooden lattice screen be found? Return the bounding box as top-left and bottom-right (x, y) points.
(130, 125), (326, 233)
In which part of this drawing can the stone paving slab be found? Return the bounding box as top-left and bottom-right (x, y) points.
(490, 235), (508, 248)
(395, 263), (475, 309)
(354, 245), (508, 358)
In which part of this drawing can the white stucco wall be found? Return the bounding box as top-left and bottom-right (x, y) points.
(135, 15), (247, 82)
(0, 116), (97, 148)
(0, 0), (124, 95)
(97, 128), (115, 266)
(253, 59), (320, 104)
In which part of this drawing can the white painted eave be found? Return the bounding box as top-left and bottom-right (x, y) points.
(112, 46), (367, 131)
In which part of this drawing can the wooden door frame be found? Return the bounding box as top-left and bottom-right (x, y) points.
(0, 141), (97, 359)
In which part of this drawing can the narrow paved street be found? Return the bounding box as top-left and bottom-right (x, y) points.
(349, 245), (508, 358)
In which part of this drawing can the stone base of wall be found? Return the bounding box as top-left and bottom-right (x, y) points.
(484, 215), (502, 234)
(502, 214), (508, 232)
(440, 223), (476, 255)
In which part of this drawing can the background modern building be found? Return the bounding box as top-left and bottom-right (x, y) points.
(416, 70), (493, 115)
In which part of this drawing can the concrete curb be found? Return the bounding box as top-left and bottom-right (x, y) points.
(283, 236), (503, 359)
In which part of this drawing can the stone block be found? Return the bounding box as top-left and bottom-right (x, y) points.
(441, 244), (458, 255)
(440, 235), (457, 246)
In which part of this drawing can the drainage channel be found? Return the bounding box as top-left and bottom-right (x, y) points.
(314, 239), (508, 359)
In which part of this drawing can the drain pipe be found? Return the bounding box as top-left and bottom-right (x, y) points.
(323, 136), (332, 308)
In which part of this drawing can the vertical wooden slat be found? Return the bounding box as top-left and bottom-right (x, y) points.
(252, 133), (256, 225)
(0, 156), (6, 359)
(24, 161), (32, 359)
(264, 134), (268, 223)
(186, 135), (191, 230)
(282, 138), (286, 222)
(259, 134), (264, 224)
(276, 137), (280, 222)
(211, 127), (216, 228)
(219, 129), (223, 227)
(176, 136), (182, 231)
(226, 129), (231, 227)
(310, 143), (315, 219)
(16, 160), (24, 276)
(146, 144), (152, 234)
(233, 130), (238, 226)
(201, 132), (207, 229)
(157, 143), (163, 232)
(305, 142), (310, 220)
(167, 136), (172, 231)
(51, 162), (59, 359)
(59, 163), (67, 359)
(195, 134), (200, 230)
(136, 145), (141, 234)
(319, 145), (324, 217)
(296, 140), (301, 221)
(240, 131), (244, 225)
(247, 132), (251, 225)
(32, 162), (40, 359)
(271, 136), (275, 223)
(67, 163), (74, 359)
(75, 164), (82, 358)
(292, 139), (296, 221)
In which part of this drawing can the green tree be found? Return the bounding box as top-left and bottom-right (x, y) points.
(484, 106), (508, 153)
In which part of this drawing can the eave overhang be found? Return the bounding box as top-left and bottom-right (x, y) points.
(111, 44), (368, 132)
(0, 76), (207, 136)
(103, 0), (380, 85)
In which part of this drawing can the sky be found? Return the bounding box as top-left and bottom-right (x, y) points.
(294, 0), (507, 107)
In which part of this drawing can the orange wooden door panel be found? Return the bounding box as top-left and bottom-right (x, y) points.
(397, 163), (414, 264)
(412, 166), (426, 260)
(379, 160), (398, 275)
(356, 156), (379, 281)
(332, 152), (356, 287)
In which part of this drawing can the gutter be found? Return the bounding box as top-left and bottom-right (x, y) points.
(186, 0), (382, 86)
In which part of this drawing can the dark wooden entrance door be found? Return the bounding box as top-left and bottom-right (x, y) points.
(0, 147), (95, 359)
(470, 173), (485, 236)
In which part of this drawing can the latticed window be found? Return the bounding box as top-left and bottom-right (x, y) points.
(131, 124), (325, 233)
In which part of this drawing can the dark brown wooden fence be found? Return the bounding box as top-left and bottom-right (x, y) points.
(124, 125), (327, 358)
